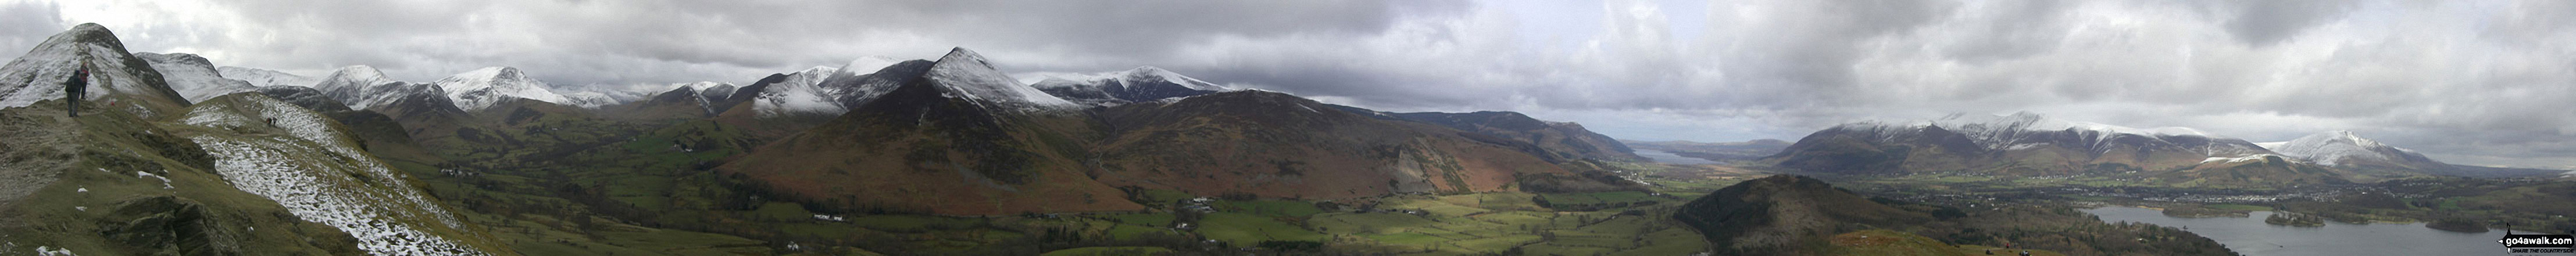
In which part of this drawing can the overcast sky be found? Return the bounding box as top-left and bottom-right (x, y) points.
(5, 0), (2573, 168)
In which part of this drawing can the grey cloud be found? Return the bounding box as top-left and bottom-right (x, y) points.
(0, 1), (62, 61)
(2214, 0), (2359, 46)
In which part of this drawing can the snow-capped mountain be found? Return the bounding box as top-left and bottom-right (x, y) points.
(137, 52), (258, 103)
(917, 48), (1078, 111)
(2259, 130), (2450, 171)
(1029, 66), (1233, 105)
(309, 65), (444, 111)
(1771, 112), (2288, 176)
(735, 49), (1077, 118)
(558, 91), (622, 109)
(1828, 112), (2271, 157)
(432, 67), (572, 111)
(0, 23), (192, 117)
(671, 81), (737, 102)
(216, 66), (318, 87)
(748, 66), (844, 117)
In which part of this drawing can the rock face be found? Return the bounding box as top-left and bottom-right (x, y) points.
(1673, 175), (1931, 255)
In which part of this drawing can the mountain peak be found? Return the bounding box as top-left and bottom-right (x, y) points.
(920, 46), (1077, 111)
(2272, 129), (2416, 167)
(53, 23), (121, 47)
(456, 66), (526, 80)
(433, 66), (570, 110)
(937, 47), (991, 66)
(328, 65), (389, 81)
(0, 23), (193, 114)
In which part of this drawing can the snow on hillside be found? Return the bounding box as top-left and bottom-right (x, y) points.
(1832, 112), (2267, 156)
(2267, 130), (2407, 166)
(137, 52), (257, 103)
(180, 96), (490, 255)
(217, 66), (318, 87)
(1026, 66), (1234, 105)
(0, 23), (188, 117)
(434, 67), (571, 111)
(921, 48), (1077, 111)
(309, 66), (423, 110)
(751, 66), (842, 117)
(686, 81), (738, 100)
(558, 91), (621, 109)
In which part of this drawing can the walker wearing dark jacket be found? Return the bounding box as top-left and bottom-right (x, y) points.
(65, 67), (87, 117)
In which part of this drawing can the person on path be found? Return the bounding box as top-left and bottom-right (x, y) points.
(64, 60), (89, 117)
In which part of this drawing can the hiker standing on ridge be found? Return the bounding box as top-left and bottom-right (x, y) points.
(65, 59), (89, 117)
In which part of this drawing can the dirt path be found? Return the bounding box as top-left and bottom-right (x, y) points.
(0, 99), (78, 208)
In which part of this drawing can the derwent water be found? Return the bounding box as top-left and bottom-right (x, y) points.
(2083, 206), (2535, 256)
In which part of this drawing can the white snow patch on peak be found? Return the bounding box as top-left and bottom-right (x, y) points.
(326, 65), (390, 82)
(673, 81), (733, 91)
(2271, 130), (2403, 166)
(1023, 66), (1235, 92)
(1920, 112), (2214, 138)
(137, 52), (259, 103)
(0, 23), (185, 113)
(924, 47), (1078, 111)
(750, 66), (845, 117)
(2202, 154), (2293, 164)
(433, 66), (571, 111)
(1120, 66), (1232, 91)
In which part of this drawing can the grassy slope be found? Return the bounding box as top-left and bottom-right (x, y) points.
(0, 98), (367, 255)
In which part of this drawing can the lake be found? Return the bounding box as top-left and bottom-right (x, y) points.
(2083, 206), (2536, 256)
(1635, 149), (1718, 164)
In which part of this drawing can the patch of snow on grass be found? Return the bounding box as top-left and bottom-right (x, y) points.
(135, 171), (171, 189)
(181, 96), (489, 256)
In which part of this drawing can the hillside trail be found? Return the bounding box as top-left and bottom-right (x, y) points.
(0, 99), (81, 209)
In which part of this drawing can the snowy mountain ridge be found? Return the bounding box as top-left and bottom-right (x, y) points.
(0, 23), (192, 117)
(749, 66), (844, 117)
(1027, 66), (1234, 106)
(433, 66), (573, 111)
(309, 65), (431, 110)
(2261, 130), (2440, 167)
(919, 48), (1079, 111)
(1828, 112), (2264, 156)
(137, 52), (258, 103)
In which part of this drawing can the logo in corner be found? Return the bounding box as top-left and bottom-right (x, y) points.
(2502, 230), (2575, 254)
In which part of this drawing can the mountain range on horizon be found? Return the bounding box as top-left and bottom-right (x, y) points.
(0, 24), (1671, 255)
(2, 22), (2570, 256)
